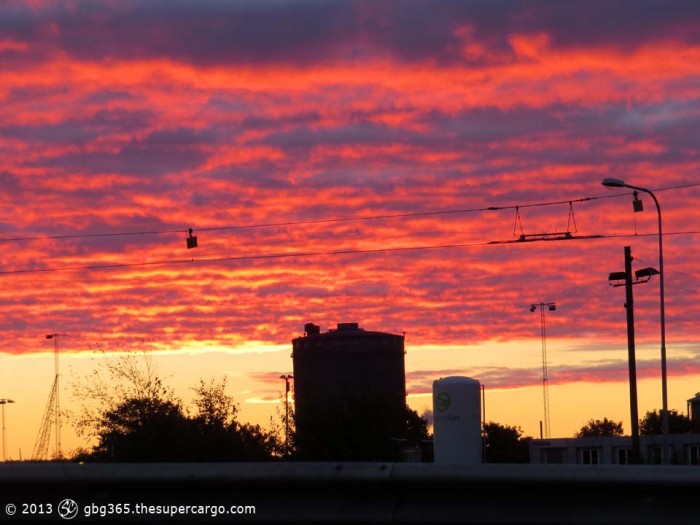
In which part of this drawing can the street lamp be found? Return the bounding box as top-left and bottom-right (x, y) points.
(280, 374), (294, 457)
(608, 246), (660, 463)
(602, 178), (669, 460)
(0, 399), (14, 461)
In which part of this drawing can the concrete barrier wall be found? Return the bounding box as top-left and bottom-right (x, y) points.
(1, 463), (700, 523)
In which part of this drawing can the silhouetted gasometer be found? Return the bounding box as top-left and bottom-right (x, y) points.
(292, 322), (406, 461)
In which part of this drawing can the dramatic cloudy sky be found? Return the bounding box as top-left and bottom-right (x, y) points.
(0, 0), (699, 457)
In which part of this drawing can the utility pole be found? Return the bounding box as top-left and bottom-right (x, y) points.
(623, 247), (641, 463)
(608, 246), (660, 463)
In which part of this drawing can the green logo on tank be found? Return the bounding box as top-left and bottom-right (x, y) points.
(436, 391), (452, 412)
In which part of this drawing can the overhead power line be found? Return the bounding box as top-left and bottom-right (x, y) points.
(0, 230), (698, 277)
(1, 182), (696, 244)
(0, 196), (596, 243)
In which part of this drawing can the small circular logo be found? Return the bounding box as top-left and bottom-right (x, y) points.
(436, 391), (452, 412)
(58, 499), (79, 520)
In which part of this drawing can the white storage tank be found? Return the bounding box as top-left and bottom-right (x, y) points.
(433, 376), (482, 464)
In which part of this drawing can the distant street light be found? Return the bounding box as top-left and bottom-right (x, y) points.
(0, 399), (15, 461)
(280, 374), (294, 457)
(530, 302), (556, 439)
(608, 246), (660, 463)
(602, 179), (669, 462)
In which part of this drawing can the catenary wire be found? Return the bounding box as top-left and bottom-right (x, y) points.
(0, 230), (698, 277)
(0, 182), (697, 244)
(0, 196), (593, 242)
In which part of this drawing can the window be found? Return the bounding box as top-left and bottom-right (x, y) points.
(617, 448), (631, 465)
(647, 446), (663, 465)
(581, 449), (600, 465)
(689, 445), (700, 465)
(541, 448), (564, 464)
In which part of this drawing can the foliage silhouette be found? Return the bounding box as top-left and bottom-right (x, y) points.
(639, 409), (696, 435)
(70, 350), (176, 442)
(189, 378), (280, 461)
(483, 422), (531, 463)
(70, 354), (280, 462)
(574, 418), (624, 438)
(84, 396), (190, 461)
(270, 390), (296, 458)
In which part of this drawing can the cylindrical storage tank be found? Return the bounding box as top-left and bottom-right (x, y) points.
(292, 322), (406, 461)
(433, 376), (482, 464)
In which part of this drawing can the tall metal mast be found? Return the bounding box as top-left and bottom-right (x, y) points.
(530, 303), (556, 439)
(33, 333), (67, 460)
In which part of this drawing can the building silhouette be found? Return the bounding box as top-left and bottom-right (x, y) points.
(530, 392), (700, 465)
(531, 434), (700, 465)
(688, 392), (700, 430)
(292, 322), (406, 461)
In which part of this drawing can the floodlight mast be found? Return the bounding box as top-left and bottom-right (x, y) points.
(46, 333), (68, 458)
(0, 399), (14, 461)
(602, 178), (668, 462)
(530, 302), (556, 439)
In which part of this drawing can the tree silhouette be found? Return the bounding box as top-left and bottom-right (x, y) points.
(70, 350), (177, 441)
(189, 378), (280, 461)
(192, 378), (237, 429)
(270, 390), (296, 458)
(639, 409), (695, 435)
(85, 396), (190, 461)
(70, 354), (280, 462)
(574, 418), (624, 438)
(405, 407), (431, 445)
(483, 422), (531, 463)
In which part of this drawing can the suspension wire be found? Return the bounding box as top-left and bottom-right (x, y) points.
(513, 207), (524, 238)
(0, 230), (698, 277)
(0, 181), (696, 244)
(0, 241), (493, 275)
(0, 189), (663, 244)
(0, 198), (590, 243)
(0, 184), (697, 276)
(566, 202), (578, 235)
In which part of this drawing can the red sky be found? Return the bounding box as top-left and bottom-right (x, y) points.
(0, 0), (699, 455)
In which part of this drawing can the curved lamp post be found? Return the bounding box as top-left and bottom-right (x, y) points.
(602, 178), (668, 461)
